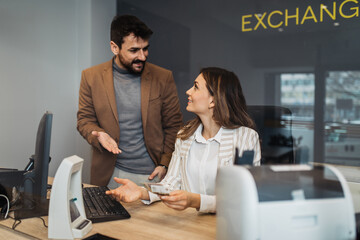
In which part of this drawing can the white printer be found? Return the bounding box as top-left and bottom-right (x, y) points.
(216, 164), (356, 240)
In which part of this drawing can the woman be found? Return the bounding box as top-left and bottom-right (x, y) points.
(106, 67), (261, 213)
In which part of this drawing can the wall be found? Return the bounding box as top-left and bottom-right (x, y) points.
(0, 0), (116, 183)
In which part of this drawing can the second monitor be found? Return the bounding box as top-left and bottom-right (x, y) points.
(13, 111), (53, 219)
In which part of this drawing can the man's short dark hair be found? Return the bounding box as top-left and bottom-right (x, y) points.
(111, 15), (153, 48)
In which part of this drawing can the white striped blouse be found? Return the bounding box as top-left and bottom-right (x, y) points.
(143, 124), (261, 213)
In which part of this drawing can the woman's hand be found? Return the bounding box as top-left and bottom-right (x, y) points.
(160, 190), (200, 211)
(105, 177), (149, 202)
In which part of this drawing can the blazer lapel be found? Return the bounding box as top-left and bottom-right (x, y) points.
(141, 64), (151, 130)
(102, 61), (118, 122)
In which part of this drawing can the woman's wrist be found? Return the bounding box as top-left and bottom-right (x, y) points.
(190, 192), (201, 209)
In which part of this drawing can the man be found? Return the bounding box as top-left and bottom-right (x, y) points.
(77, 15), (183, 187)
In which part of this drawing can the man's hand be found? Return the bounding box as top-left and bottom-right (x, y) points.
(148, 166), (167, 181)
(160, 190), (200, 211)
(105, 178), (149, 202)
(92, 131), (121, 154)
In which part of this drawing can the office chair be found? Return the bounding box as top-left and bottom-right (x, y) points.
(247, 105), (295, 164)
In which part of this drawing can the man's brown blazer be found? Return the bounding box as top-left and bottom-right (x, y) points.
(77, 59), (183, 186)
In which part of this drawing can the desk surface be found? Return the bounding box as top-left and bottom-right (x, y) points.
(0, 200), (216, 240)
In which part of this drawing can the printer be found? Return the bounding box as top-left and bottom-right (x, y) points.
(216, 164), (356, 240)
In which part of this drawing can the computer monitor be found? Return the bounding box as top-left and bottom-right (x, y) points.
(33, 111), (52, 199)
(13, 111), (53, 219)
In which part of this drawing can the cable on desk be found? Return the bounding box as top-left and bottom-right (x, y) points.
(37, 216), (48, 228)
(9, 215), (48, 230)
(11, 217), (22, 230)
(10, 217), (48, 230)
(0, 194), (10, 219)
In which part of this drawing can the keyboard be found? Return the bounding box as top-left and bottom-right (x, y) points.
(82, 186), (131, 223)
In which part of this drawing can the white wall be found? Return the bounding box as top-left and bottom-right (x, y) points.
(0, 0), (116, 183)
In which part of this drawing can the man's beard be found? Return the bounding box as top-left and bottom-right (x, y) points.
(119, 55), (146, 75)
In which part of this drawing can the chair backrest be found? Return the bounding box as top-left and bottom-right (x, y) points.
(247, 105), (294, 164)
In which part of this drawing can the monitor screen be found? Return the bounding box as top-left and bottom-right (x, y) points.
(14, 111), (53, 219)
(33, 111), (52, 199)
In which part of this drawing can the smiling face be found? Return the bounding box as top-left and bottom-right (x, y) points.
(186, 74), (214, 116)
(111, 33), (149, 74)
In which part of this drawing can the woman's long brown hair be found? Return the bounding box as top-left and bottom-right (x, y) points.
(178, 67), (255, 140)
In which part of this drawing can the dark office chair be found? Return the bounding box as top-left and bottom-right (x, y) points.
(247, 105), (295, 164)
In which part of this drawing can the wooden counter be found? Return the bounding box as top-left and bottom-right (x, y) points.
(0, 200), (216, 240)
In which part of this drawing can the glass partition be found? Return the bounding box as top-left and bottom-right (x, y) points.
(116, 0), (360, 168)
